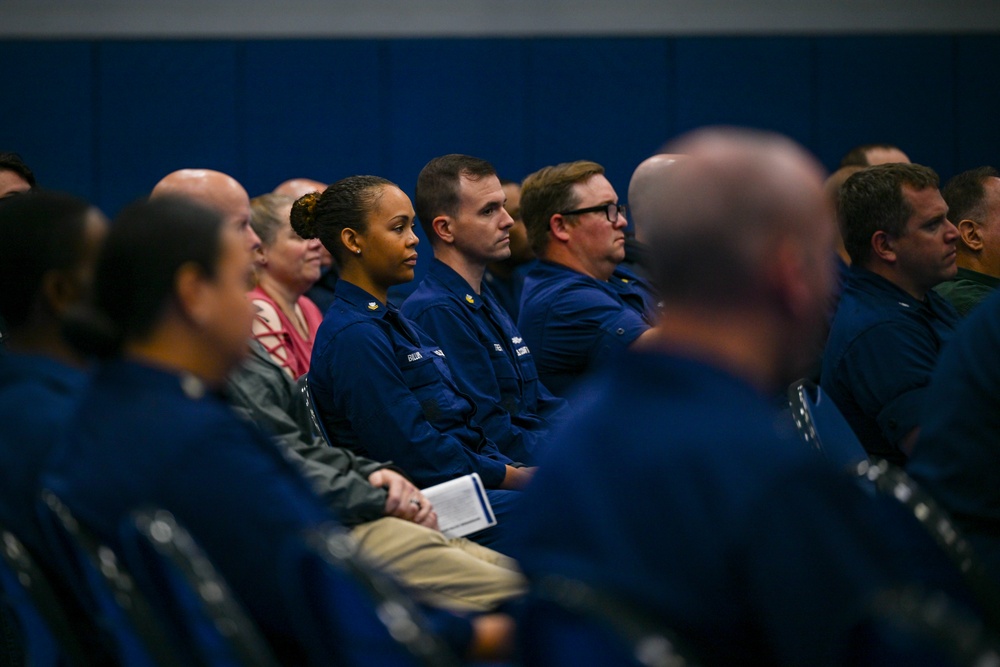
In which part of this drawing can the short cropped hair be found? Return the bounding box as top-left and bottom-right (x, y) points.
(414, 154), (496, 242)
(941, 166), (999, 224)
(0, 191), (91, 328)
(840, 163), (940, 266)
(520, 160), (604, 255)
(839, 144), (904, 168)
(0, 152), (36, 189)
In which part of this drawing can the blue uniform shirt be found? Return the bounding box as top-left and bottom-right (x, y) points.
(42, 359), (335, 659)
(0, 351), (88, 565)
(608, 265), (660, 323)
(309, 280), (512, 488)
(908, 288), (1000, 581)
(821, 266), (958, 464)
(510, 350), (940, 665)
(402, 260), (567, 465)
(517, 260), (651, 397)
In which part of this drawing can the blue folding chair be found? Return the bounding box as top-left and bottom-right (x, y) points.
(0, 523), (97, 667)
(856, 459), (1000, 631)
(280, 523), (461, 667)
(519, 574), (699, 667)
(119, 508), (281, 667)
(788, 378), (870, 471)
(37, 489), (185, 667)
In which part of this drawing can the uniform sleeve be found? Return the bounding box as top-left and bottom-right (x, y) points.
(314, 321), (509, 488)
(408, 302), (540, 465)
(836, 321), (941, 446)
(543, 283), (650, 370)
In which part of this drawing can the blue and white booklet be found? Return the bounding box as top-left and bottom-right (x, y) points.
(421, 473), (496, 538)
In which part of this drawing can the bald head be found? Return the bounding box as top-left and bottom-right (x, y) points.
(273, 178), (327, 201)
(151, 169), (258, 251)
(644, 128), (834, 307)
(628, 154), (685, 240)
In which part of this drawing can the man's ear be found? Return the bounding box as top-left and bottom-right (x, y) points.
(767, 238), (812, 319)
(870, 230), (897, 264)
(175, 262), (211, 327)
(431, 215), (455, 244)
(40, 270), (82, 317)
(549, 214), (572, 242)
(957, 219), (983, 251)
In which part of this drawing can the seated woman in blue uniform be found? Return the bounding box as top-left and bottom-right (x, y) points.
(42, 196), (510, 663)
(290, 176), (533, 552)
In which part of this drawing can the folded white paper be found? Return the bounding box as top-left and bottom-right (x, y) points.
(421, 473), (496, 539)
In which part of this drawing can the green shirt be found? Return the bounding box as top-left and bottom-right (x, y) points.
(934, 267), (1000, 317)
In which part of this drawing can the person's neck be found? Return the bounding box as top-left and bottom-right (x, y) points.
(638, 304), (783, 394)
(6, 323), (86, 368)
(124, 321), (228, 388)
(257, 274), (303, 312)
(338, 266), (389, 305)
(542, 246), (614, 282)
(864, 262), (928, 301)
(959, 253), (1000, 279)
(435, 247), (486, 294)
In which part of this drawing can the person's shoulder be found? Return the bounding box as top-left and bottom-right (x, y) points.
(251, 297), (283, 331)
(401, 278), (463, 319)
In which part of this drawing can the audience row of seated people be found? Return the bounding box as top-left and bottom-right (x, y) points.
(2, 132), (1000, 664)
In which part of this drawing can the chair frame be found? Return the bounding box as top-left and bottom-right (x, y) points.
(123, 507), (281, 667)
(37, 489), (186, 667)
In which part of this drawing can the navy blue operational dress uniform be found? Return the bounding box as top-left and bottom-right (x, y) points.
(43, 359), (336, 661)
(402, 259), (567, 465)
(517, 260), (651, 397)
(509, 348), (945, 665)
(821, 265), (958, 464)
(908, 288), (1000, 582)
(308, 280), (522, 548)
(0, 351), (88, 567)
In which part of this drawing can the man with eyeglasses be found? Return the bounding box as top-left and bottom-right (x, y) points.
(517, 160), (656, 397)
(402, 154), (567, 465)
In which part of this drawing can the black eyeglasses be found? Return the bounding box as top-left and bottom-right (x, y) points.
(558, 203), (627, 223)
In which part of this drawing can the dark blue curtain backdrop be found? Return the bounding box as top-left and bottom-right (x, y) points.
(3, 35), (998, 291)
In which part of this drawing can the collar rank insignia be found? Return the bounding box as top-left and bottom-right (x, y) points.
(465, 294), (475, 304)
(368, 301), (379, 311)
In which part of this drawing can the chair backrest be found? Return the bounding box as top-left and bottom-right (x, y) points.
(856, 459), (1000, 630)
(280, 524), (460, 667)
(0, 524), (93, 667)
(120, 508), (281, 667)
(861, 585), (1000, 666)
(299, 376), (335, 447)
(519, 574), (698, 667)
(788, 378), (869, 471)
(37, 489), (186, 667)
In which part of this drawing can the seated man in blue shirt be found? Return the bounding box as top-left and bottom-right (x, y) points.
(933, 166), (1000, 316)
(908, 287), (1000, 584)
(0, 191), (107, 567)
(511, 128), (949, 665)
(518, 160), (655, 397)
(402, 155), (567, 465)
(822, 163), (959, 465)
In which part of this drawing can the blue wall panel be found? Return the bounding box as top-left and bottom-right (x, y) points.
(524, 38), (672, 199)
(954, 36), (1000, 174)
(384, 39), (529, 193)
(814, 36), (955, 176)
(96, 41), (242, 214)
(242, 39), (385, 198)
(0, 42), (95, 200)
(2, 34), (997, 218)
(674, 37), (813, 148)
